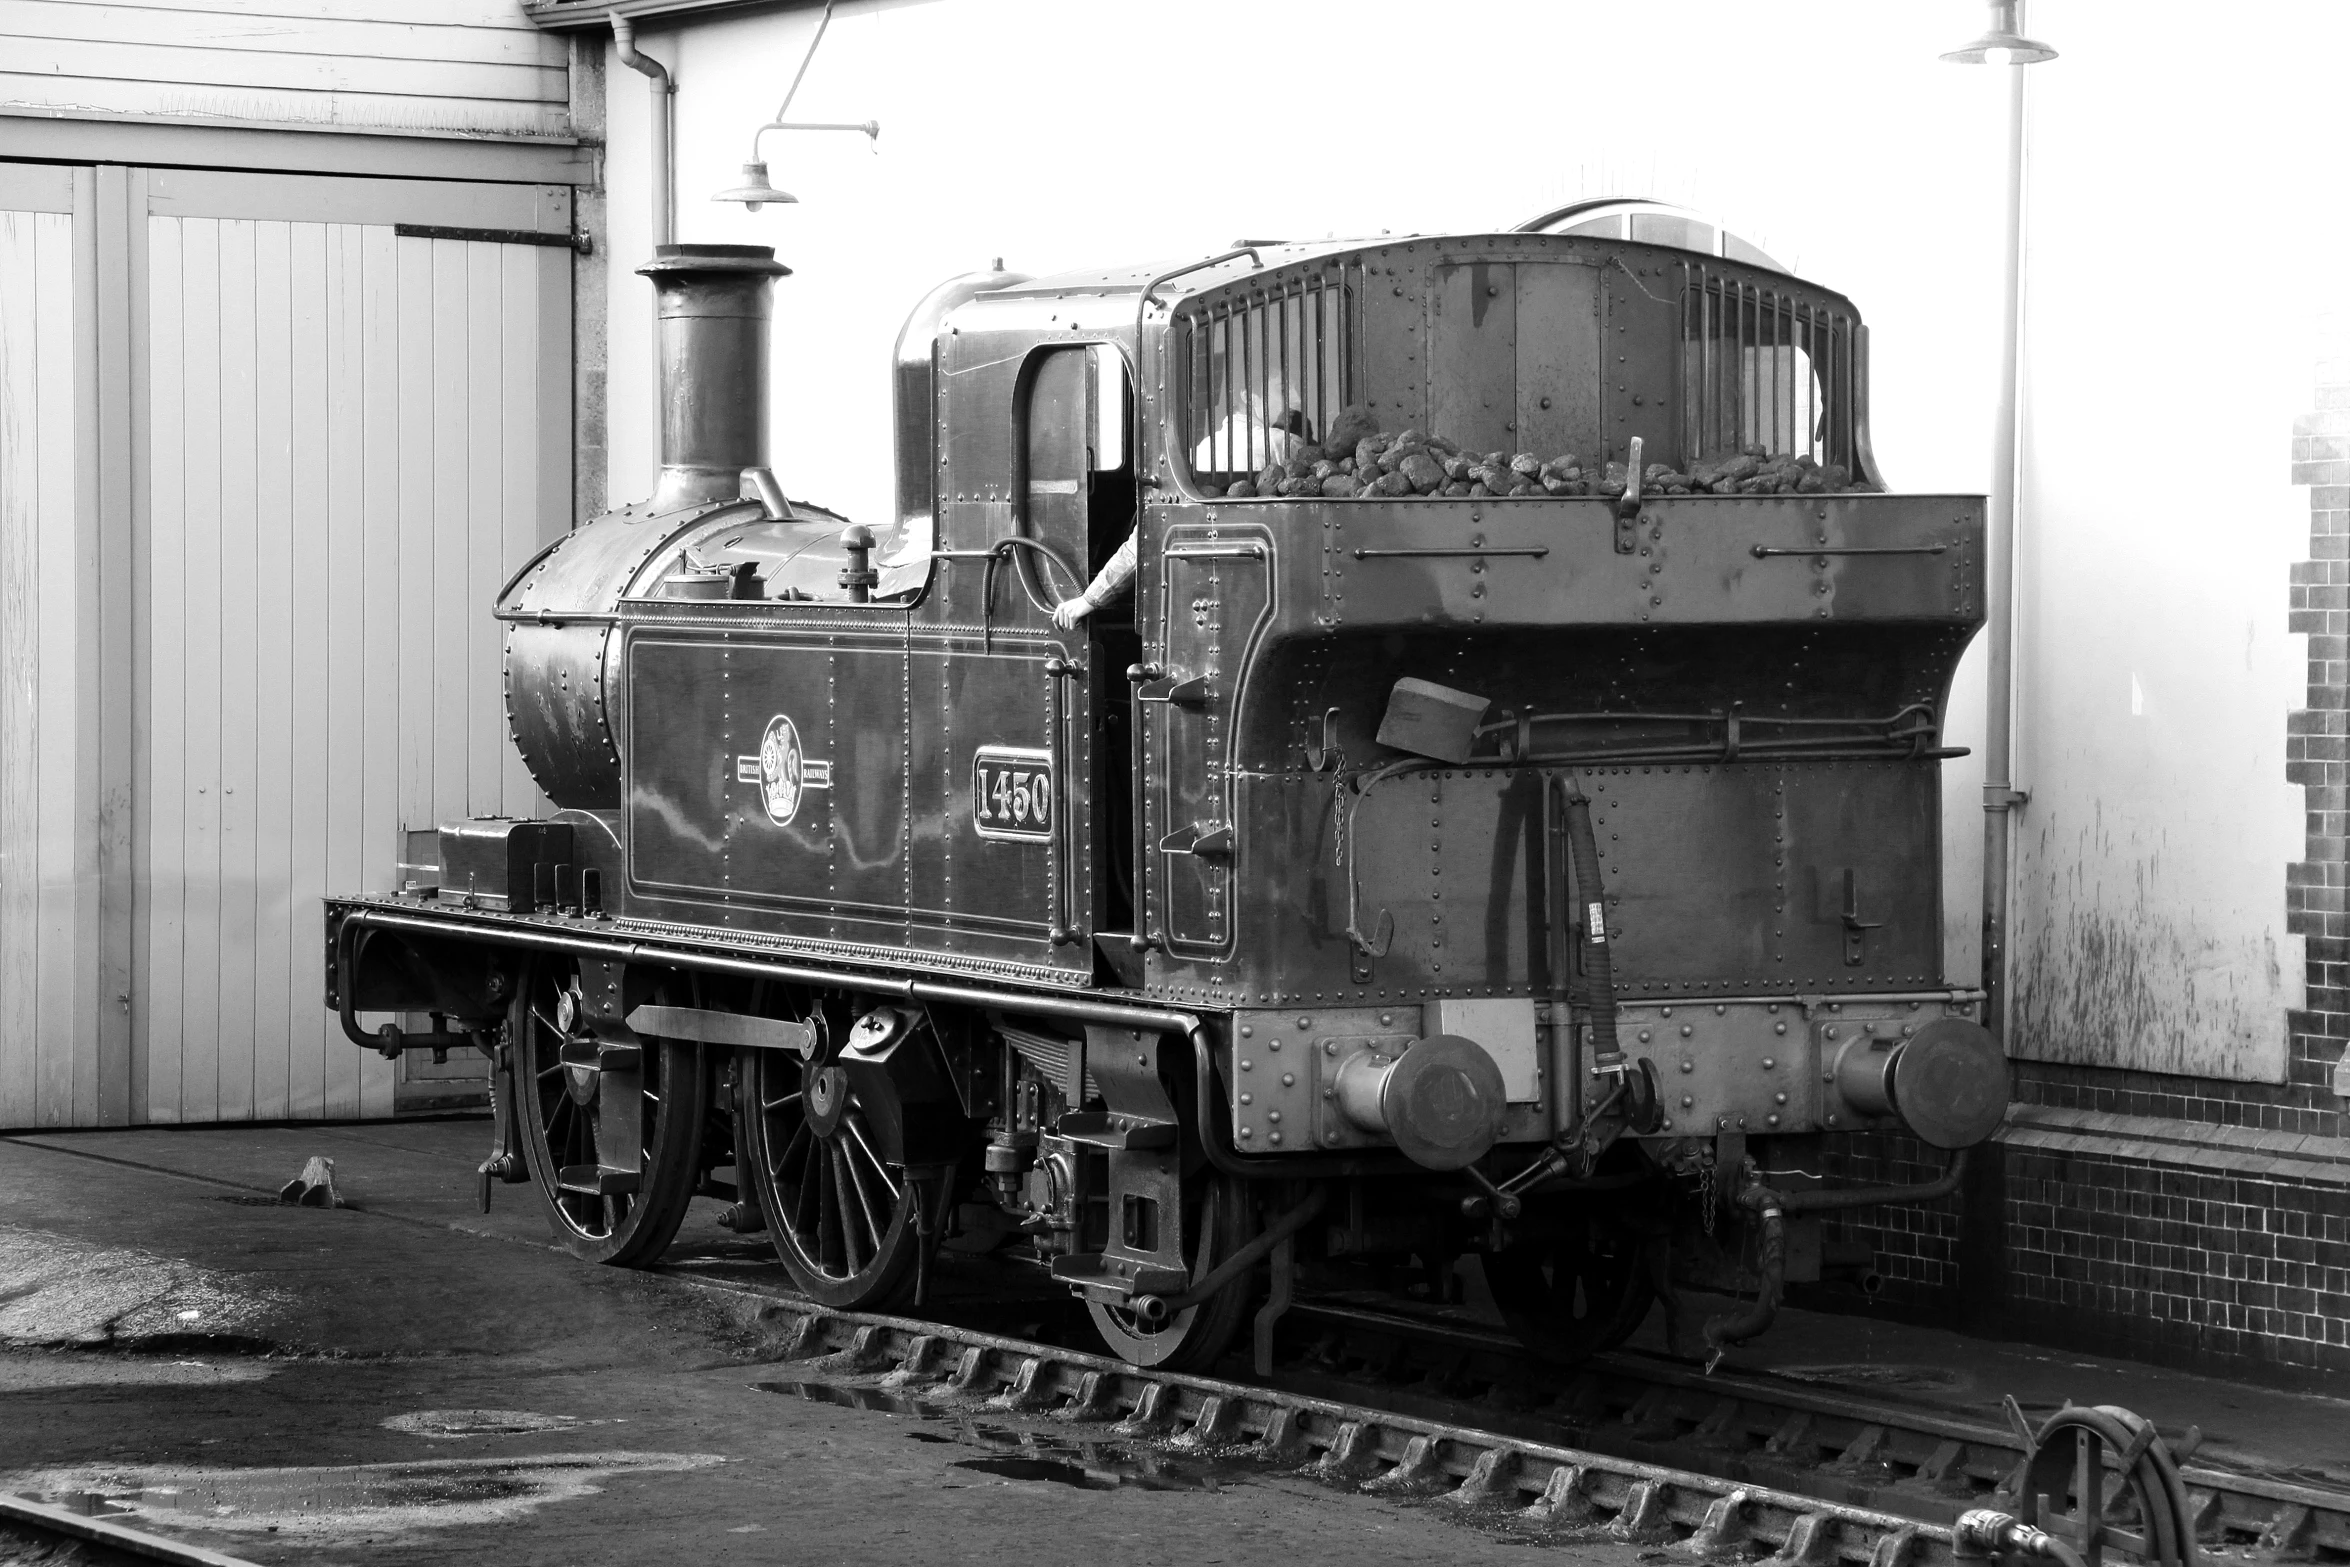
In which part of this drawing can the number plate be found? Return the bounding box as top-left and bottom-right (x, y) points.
(971, 746), (1055, 841)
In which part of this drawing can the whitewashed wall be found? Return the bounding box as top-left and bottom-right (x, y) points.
(2000, 5), (2341, 1081)
(1, 0), (569, 139)
(593, 0), (2324, 1083)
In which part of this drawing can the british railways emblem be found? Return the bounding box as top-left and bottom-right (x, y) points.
(735, 713), (833, 826)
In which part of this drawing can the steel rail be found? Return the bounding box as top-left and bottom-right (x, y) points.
(675, 1269), (2349, 1566)
(718, 1289), (1973, 1566)
(0, 1493), (266, 1567)
(1270, 1300), (2349, 1565)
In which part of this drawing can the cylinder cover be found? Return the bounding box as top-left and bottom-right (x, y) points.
(1887, 1017), (2007, 1149)
(1333, 1034), (1508, 1170)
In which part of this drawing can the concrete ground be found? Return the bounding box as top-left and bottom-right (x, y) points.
(2, 1118), (2345, 1565)
(0, 1119), (1648, 1567)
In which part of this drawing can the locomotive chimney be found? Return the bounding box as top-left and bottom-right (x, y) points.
(636, 243), (791, 513)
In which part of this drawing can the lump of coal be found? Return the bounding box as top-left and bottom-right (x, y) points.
(1226, 479), (1256, 497)
(1321, 473), (1360, 498)
(1324, 404), (1381, 457)
(1399, 451), (1447, 494)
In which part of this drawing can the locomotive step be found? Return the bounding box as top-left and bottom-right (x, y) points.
(1049, 1253), (1192, 1301)
(555, 1164), (642, 1197)
(1051, 1111), (1178, 1150)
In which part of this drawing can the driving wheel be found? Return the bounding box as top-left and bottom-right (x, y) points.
(1482, 1198), (1657, 1364)
(512, 958), (706, 1266)
(736, 1030), (928, 1309)
(1086, 1174), (1255, 1371)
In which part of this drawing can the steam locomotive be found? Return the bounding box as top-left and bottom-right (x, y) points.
(324, 224), (2005, 1372)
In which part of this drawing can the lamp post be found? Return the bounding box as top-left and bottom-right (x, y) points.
(1945, 0), (2056, 1050)
(711, 0), (878, 211)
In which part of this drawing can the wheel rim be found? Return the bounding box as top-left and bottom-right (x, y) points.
(741, 1035), (920, 1306)
(1085, 1177), (1252, 1370)
(512, 959), (704, 1265)
(1484, 1205), (1654, 1363)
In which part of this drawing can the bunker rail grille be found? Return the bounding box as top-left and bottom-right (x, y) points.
(1179, 252), (1873, 502)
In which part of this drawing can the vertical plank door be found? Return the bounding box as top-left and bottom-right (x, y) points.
(135, 169), (572, 1122)
(0, 162), (104, 1132)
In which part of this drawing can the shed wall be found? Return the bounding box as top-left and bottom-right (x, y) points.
(0, 170), (101, 1130)
(0, 0), (570, 139)
(0, 161), (572, 1128)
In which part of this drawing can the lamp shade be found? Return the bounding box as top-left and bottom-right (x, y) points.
(1941, 0), (2057, 63)
(712, 162), (799, 211)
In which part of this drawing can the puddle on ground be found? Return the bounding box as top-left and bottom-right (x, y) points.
(381, 1410), (590, 1440)
(752, 1379), (945, 1418)
(5, 1452), (724, 1543)
(753, 1377), (1237, 1493)
(0, 1352), (273, 1393)
(948, 1451), (1227, 1492)
(1773, 1363), (1970, 1393)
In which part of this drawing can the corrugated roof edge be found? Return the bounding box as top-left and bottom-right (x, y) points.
(522, 0), (821, 29)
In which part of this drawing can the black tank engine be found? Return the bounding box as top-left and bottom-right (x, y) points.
(326, 229), (2004, 1370)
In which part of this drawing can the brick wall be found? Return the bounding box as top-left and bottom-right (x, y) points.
(1799, 353), (2350, 1389)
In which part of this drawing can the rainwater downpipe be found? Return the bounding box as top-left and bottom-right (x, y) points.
(1979, 29), (2032, 1046)
(610, 12), (674, 248)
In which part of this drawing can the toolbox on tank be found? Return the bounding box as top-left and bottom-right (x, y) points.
(437, 817), (575, 912)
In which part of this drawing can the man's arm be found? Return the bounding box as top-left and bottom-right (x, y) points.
(1051, 529), (1137, 631)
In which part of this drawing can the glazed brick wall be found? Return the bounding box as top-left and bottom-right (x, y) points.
(1796, 354), (2350, 1388)
(1809, 1129), (1964, 1298)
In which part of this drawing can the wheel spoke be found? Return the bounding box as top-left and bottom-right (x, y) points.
(812, 1137), (838, 1271)
(831, 1144), (868, 1275)
(789, 1125), (822, 1240)
(838, 1135), (888, 1256)
(841, 1114), (901, 1201)
(761, 1089), (802, 1113)
(772, 1122), (809, 1184)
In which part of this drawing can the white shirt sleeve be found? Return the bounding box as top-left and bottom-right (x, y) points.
(1080, 529), (1139, 607)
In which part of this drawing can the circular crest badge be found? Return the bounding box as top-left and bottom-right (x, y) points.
(756, 714), (805, 825)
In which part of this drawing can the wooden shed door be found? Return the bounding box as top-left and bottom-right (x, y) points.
(0, 160), (574, 1127)
(138, 169), (572, 1122)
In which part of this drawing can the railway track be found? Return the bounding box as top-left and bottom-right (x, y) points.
(679, 1272), (2350, 1567)
(0, 1492), (264, 1567)
(1270, 1301), (2350, 1562)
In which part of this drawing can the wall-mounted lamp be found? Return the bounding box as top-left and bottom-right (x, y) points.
(711, 0), (879, 211)
(1946, 0), (2055, 1060)
(1940, 0), (2058, 65)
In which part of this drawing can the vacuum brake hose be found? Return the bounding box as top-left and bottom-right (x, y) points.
(1557, 779), (1622, 1071)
